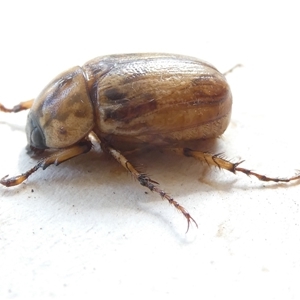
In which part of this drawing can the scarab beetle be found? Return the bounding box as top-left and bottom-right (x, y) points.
(1, 53), (299, 230)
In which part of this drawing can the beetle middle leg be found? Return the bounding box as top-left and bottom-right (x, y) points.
(0, 140), (92, 187)
(102, 143), (198, 231)
(172, 148), (300, 183)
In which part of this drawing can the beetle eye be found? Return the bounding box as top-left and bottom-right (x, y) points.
(31, 126), (46, 149)
(26, 113), (47, 149)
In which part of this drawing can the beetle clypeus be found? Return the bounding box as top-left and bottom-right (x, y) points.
(1, 53), (299, 231)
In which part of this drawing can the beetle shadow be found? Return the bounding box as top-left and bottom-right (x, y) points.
(12, 136), (296, 199)
(5, 137), (297, 237)
(0, 120), (25, 133)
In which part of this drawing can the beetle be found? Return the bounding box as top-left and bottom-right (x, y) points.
(1, 53), (299, 230)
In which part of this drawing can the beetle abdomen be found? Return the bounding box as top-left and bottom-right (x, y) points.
(84, 54), (232, 149)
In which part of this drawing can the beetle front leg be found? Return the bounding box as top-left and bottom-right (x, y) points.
(172, 148), (300, 183)
(0, 140), (92, 187)
(103, 144), (197, 231)
(0, 99), (34, 113)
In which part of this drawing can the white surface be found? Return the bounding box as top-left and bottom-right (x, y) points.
(1, 1), (300, 299)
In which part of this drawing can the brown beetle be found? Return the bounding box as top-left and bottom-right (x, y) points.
(1, 53), (299, 230)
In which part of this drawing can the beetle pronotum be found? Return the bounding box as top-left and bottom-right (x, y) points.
(1, 53), (299, 231)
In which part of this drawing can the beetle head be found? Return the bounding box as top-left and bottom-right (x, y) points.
(26, 66), (94, 150)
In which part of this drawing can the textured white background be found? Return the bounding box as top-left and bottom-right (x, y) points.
(1, 1), (300, 299)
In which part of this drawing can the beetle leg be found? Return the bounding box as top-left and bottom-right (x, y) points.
(103, 144), (197, 231)
(172, 148), (300, 183)
(0, 140), (92, 187)
(223, 64), (242, 76)
(0, 99), (34, 113)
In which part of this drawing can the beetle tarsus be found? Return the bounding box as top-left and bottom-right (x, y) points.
(137, 173), (198, 231)
(0, 175), (9, 186)
(234, 167), (300, 183)
(0, 100), (34, 113)
(175, 147), (300, 184)
(0, 170), (37, 187)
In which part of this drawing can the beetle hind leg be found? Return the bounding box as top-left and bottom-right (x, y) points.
(103, 144), (197, 231)
(172, 148), (300, 183)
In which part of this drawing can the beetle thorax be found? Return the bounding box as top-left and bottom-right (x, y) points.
(26, 66), (94, 149)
